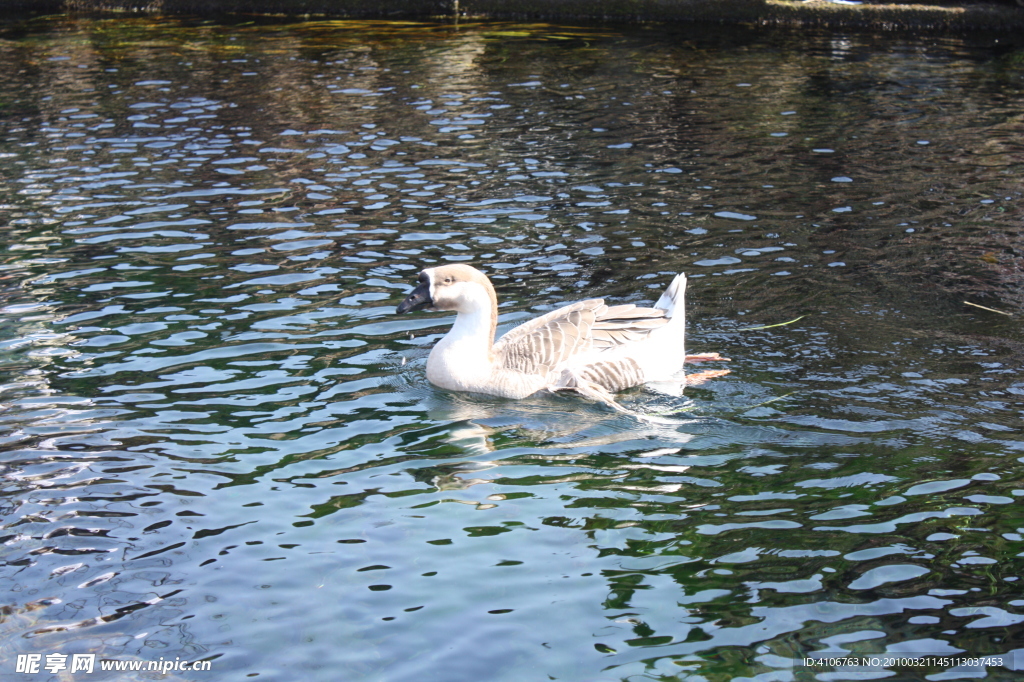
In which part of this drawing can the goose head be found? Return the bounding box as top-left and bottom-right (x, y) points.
(396, 264), (498, 316)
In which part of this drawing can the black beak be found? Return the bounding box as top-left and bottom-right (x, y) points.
(396, 280), (432, 314)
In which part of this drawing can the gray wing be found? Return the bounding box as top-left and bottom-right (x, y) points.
(591, 304), (669, 349)
(493, 299), (670, 376)
(493, 299), (602, 375)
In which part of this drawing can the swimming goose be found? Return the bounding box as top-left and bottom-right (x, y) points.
(396, 264), (725, 405)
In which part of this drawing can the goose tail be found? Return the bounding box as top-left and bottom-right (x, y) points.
(654, 273), (686, 320)
(635, 273), (687, 381)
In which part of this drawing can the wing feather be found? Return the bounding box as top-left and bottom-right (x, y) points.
(555, 357), (646, 393)
(494, 298), (671, 374)
(601, 304), (666, 320)
(495, 301), (599, 374)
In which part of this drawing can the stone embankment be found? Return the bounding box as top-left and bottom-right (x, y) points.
(3, 0), (1024, 32)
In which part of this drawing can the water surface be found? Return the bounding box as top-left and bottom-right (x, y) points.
(2, 16), (1024, 681)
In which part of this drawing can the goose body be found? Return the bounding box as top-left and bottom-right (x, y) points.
(396, 264), (710, 403)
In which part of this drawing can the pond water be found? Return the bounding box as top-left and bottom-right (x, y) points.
(2, 14), (1024, 681)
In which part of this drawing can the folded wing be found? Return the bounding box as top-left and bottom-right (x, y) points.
(494, 299), (670, 385)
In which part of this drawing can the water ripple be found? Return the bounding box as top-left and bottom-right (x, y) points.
(1, 15), (1024, 682)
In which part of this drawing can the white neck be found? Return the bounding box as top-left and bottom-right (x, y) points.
(437, 287), (494, 354)
(426, 287), (496, 391)
(449, 307), (494, 345)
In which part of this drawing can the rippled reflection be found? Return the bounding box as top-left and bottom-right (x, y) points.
(1, 15), (1024, 681)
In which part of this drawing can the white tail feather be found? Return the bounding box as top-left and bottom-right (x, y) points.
(654, 273), (686, 319)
